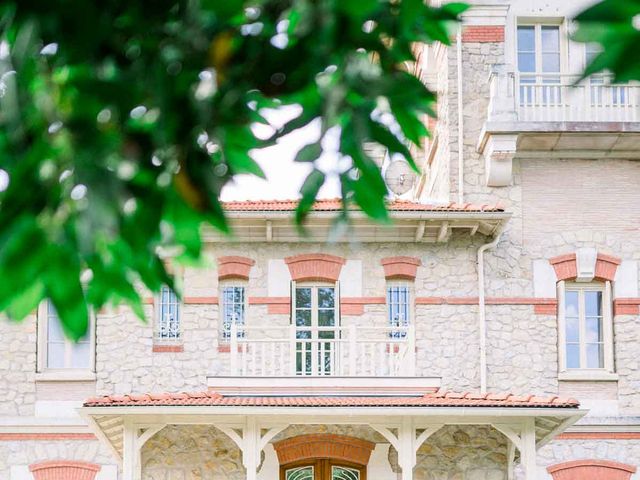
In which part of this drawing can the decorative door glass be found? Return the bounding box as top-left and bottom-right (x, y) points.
(332, 466), (360, 480)
(285, 466), (314, 480)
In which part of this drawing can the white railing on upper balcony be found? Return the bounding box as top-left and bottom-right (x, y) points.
(488, 67), (640, 123)
(228, 323), (416, 377)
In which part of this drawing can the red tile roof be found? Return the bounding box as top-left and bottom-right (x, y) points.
(84, 390), (578, 408)
(222, 198), (504, 213)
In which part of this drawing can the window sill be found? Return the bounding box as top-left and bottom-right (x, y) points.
(152, 344), (184, 353)
(35, 370), (97, 382)
(558, 371), (618, 382)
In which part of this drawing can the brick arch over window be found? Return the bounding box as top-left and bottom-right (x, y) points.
(284, 254), (346, 282)
(218, 256), (255, 280)
(547, 459), (636, 480)
(549, 253), (621, 282)
(29, 460), (101, 480)
(273, 433), (375, 466)
(381, 256), (421, 280)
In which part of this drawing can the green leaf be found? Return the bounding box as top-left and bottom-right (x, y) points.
(295, 168), (325, 227)
(294, 141), (323, 163)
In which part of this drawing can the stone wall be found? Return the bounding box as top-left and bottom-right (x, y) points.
(0, 315), (37, 416)
(0, 438), (117, 479)
(535, 438), (640, 480)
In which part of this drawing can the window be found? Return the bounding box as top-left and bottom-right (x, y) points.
(38, 300), (94, 371)
(585, 43), (627, 106)
(387, 283), (412, 338)
(156, 285), (181, 341)
(558, 281), (614, 374)
(221, 285), (246, 340)
(517, 24), (562, 105)
(291, 283), (339, 375)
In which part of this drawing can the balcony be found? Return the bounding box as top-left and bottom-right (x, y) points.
(479, 65), (640, 186)
(206, 324), (440, 395)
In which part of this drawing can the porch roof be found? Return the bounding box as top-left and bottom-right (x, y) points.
(80, 390), (586, 464)
(84, 390), (578, 409)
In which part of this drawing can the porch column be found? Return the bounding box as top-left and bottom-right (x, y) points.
(122, 420), (166, 480)
(520, 418), (537, 480)
(122, 419), (138, 480)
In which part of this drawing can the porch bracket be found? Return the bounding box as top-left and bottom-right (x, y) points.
(372, 419), (444, 480)
(492, 420), (536, 480)
(122, 420), (167, 480)
(218, 418), (290, 480)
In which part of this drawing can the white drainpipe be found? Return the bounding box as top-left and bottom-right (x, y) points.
(477, 223), (506, 394)
(456, 26), (464, 205)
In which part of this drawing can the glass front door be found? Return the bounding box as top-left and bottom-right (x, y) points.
(283, 461), (363, 480)
(294, 286), (338, 375)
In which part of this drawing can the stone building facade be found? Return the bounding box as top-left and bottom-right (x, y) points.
(1, 0), (639, 479)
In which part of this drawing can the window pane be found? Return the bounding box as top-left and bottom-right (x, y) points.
(47, 301), (65, 342)
(296, 310), (311, 326)
(541, 26), (560, 52)
(586, 316), (603, 343)
(70, 342), (91, 369)
(586, 343), (604, 368)
(47, 342), (66, 369)
(542, 53), (560, 73)
(318, 287), (335, 308)
(585, 291), (602, 317)
(565, 291), (579, 318)
(517, 26), (535, 51)
(565, 314), (579, 343)
(318, 310), (335, 327)
(586, 43), (601, 64)
(296, 288), (311, 308)
(518, 53), (536, 73)
(566, 344), (580, 369)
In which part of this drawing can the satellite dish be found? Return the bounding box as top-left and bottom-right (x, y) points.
(384, 159), (416, 195)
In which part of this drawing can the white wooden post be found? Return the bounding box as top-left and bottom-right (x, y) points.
(520, 418), (537, 480)
(348, 324), (357, 376)
(230, 322), (238, 375)
(244, 416), (259, 480)
(399, 417), (415, 480)
(122, 420), (137, 480)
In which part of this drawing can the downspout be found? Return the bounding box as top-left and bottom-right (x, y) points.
(456, 26), (464, 205)
(477, 223), (506, 394)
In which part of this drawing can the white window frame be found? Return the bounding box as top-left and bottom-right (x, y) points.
(154, 285), (183, 343)
(36, 300), (96, 377)
(386, 281), (414, 338)
(515, 20), (569, 71)
(291, 281), (340, 376)
(557, 280), (615, 380)
(220, 282), (248, 341)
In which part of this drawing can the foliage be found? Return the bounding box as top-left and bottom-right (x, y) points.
(573, 0), (640, 82)
(0, 0), (466, 338)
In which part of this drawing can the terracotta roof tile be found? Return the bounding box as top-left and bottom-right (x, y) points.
(82, 390), (579, 409)
(221, 198), (504, 213)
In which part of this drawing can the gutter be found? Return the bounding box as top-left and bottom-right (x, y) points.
(477, 222), (507, 394)
(456, 26), (465, 205)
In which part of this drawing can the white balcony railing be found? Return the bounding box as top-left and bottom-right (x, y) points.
(228, 324), (416, 377)
(488, 67), (640, 123)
